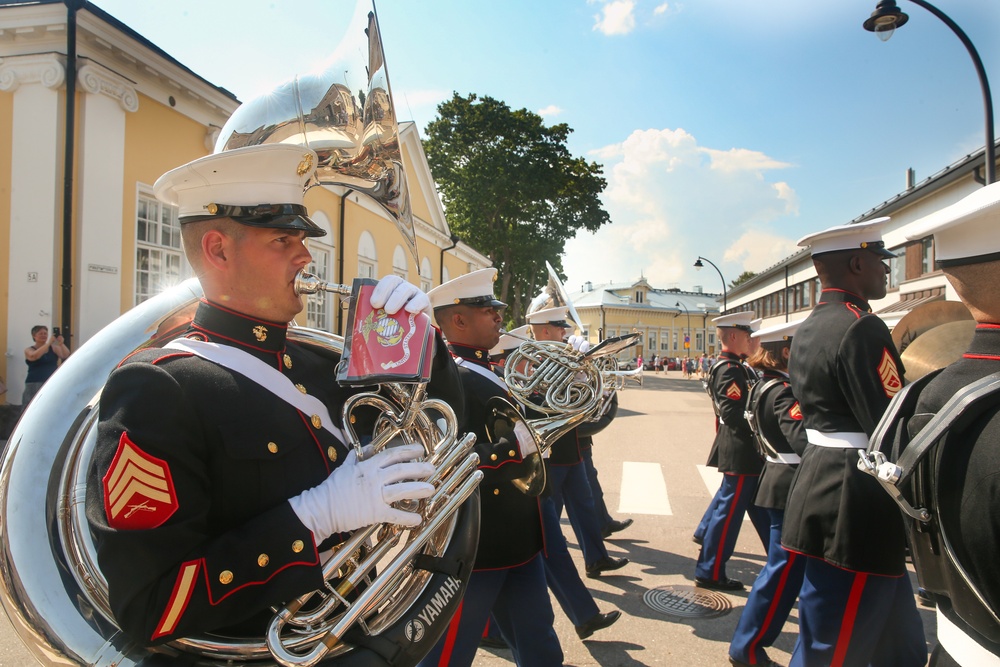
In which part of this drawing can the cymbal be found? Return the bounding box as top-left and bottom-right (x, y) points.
(892, 300), (972, 355)
(900, 320), (976, 383)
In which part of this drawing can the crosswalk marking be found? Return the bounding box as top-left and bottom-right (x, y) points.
(618, 462), (672, 515)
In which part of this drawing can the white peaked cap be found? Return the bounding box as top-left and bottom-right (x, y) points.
(752, 319), (804, 343)
(527, 306), (570, 327)
(490, 325), (530, 356)
(427, 268), (506, 311)
(797, 217), (895, 258)
(712, 311), (756, 331)
(904, 182), (1000, 267)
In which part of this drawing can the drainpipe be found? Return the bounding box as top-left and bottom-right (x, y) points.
(336, 189), (353, 334)
(439, 233), (459, 284)
(61, 0), (84, 346)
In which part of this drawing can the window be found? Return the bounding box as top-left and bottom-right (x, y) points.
(305, 246), (333, 330)
(673, 331), (678, 350)
(392, 245), (409, 280)
(635, 291), (644, 303)
(420, 257), (433, 292)
(889, 251), (904, 290)
(135, 193), (188, 305)
(921, 238), (934, 275)
(358, 231), (377, 279)
(708, 332), (715, 346)
(696, 332), (704, 350)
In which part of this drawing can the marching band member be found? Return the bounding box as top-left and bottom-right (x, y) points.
(873, 183), (1000, 665)
(86, 145), (457, 646)
(694, 312), (768, 591)
(728, 319), (806, 667)
(781, 218), (925, 666)
(419, 269), (563, 667)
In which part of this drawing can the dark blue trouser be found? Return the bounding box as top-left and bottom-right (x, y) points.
(581, 445), (615, 528)
(695, 473), (768, 581)
(417, 554), (562, 667)
(541, 495), (600, 627)
(695, 481), (724, 541)
(729, 509), (806, 664)
(546, 461), (608, 567)
(789, 556), (927, 667)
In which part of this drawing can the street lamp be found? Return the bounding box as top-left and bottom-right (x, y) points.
(675, 301), (691, 359)
(863, 0), (994, 185)
(693, 256), (727, 311)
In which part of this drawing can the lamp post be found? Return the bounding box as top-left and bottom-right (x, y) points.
(675, 301), (691, 359)
(694, 256), (727, 311)
(863, 0), (994, 185)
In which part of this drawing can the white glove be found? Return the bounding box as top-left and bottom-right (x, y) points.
(370, 275), (432, 318)
(289, 444), (435, 541)
(513, 421), (536, 459)
(578, 340), (591, 354)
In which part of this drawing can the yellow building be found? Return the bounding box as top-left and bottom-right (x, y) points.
(0, 1), (489, 404)
(567, 278), (722, 364)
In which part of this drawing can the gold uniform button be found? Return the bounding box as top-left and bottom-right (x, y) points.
(311, 414), (322, 429)
(267, 442), (278, 454)
(219, 570), (234, 585)
(292, 540), (304, 553)
(328, 446), (338, 463)
(493, 488), (500, 496)
(490, 454), (497, 461)
(509, 450), (516, 458)
(258, 554), (270, 567)
(283, 354), (293, 368)
(296, 383), (307, 394)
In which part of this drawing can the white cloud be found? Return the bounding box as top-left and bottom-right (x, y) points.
(593, 0), (636, 36)
(537, 105), (564, 117)
(653, 3), (671, 16)
(563, 127), (799, 292)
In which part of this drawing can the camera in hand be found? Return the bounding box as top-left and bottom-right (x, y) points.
(52, 327), (61, 337)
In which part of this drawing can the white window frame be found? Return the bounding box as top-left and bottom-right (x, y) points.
(392, 245), (409, 280)
(420, 257), (433, 292)
(358, 231), (378, 279)
(135, 191), (190, 305)
(305, 242), (334, 330)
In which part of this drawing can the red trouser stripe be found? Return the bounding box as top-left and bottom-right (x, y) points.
(831, 572), (867, 667)
(436, 599), (464, 666)
(746, 550), (798, 663)
(713, 474), (745, 580)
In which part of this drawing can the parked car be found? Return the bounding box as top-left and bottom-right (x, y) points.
(619, 359), (638, 370)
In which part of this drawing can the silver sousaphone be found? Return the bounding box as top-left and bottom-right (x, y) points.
(0, 2), (480, 665)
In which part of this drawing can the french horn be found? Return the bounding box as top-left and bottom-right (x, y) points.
(0, 2), (482, 664)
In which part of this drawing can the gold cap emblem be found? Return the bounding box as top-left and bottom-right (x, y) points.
(297, 152), (314, 176)
(206, 203), (219, 215)
(219, 570), (234, 585)
(253, 325), (268, 342)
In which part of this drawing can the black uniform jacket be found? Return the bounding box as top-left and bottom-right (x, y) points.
(782, 288), (907, 575)
(578, 392), (618, 452)
(86, 300), (463, 645)
(710, 351), (762, 475)
(448, 343), (545, 571)
(905, 324), (1000, 648)
(752, 370), (807, 511)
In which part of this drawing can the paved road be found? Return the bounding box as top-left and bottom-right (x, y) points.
(0, 371), (937, 665)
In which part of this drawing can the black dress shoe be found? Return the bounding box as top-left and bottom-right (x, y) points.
(479, 636), (508, 649)
(694, 576), (744, 591)
(575, 609), (622, 639)
(729, 655), (776, 667)
(585, 556), (629, 578)
(691, 534), (703, 546)
(601, 518), (634, 539)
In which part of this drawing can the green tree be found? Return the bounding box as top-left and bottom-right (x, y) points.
(423, 93), (610, 324)
(729, 270), (757, 289)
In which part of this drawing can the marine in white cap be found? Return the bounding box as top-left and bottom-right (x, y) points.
(728, 317), (806, 667)
(693, 309), (768, 592)
(781, 217), (925, 667)
(86, 144), (460, 645)
(867, 181), (1000, 665)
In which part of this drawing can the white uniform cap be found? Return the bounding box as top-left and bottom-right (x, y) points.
(750, 318), (763, 332)
(752, 319), (804, 343)
(797, 217), (894, 258)
(712, 311), (756, 331)
(904, 182), (1000, 267)
(427, 268), (506, 311)
(153, 144), (325, 237)
(490, 325), (530, 356)
(527, 306), (570, 327)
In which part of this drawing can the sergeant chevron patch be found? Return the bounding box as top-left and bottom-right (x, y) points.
(725, 382), (742, 400)
(789, 403), (802, 420)
(103, 432), (178, 530)
(877, 348), (902, 398)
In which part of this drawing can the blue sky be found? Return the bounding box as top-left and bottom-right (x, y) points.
(90, 0), (1000, 295)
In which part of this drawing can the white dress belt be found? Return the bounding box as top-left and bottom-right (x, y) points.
(765, 452), (801, 465)
(937, 607), (1000, 666)
(805, 429), (868, 449)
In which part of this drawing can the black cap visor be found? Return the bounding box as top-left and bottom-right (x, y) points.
(181, 204), (327, 238)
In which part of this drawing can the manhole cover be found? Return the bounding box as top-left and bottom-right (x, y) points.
(642, 584), (733, 618)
